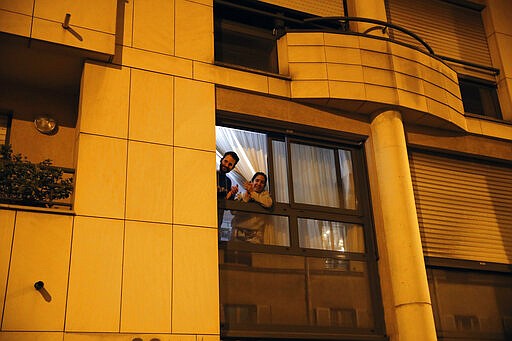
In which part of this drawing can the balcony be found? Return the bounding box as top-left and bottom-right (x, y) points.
(277, 30), (467, 131)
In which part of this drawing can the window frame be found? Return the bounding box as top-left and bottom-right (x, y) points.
(214, 0), (347, 74)
(426, 264), (512, 340)
(0, 112), (13, 146)
(216, 114), (385, 340)
(458, 76), (503, 120)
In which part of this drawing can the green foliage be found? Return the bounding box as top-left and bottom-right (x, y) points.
(0, 145), (74, 207)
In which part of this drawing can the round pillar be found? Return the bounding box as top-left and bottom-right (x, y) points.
(370, 110), (437, 341)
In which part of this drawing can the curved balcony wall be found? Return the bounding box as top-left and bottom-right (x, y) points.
(278, 32), (466, 131)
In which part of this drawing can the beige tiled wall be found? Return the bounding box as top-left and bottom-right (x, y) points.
(66, 1), (219, 330)
(73, 133), (128, 219)
(129, 69), (174, 145)
(2, 212), (73, 331)
(0, 0), (117, 54)
(0, 210), (15, 325)
(121, 221), (173, 333)
(174, 0), (213, 63)
(132, 0), (175, 55)
(126, 141), (173, 223)
(174, 78), (215, 150)
(483, 0), (512, 121)
(79, 63), (130, 139)
(172, 225), (219, 334)
(65, 216), (124, 332)
(280, 32), (468, 130)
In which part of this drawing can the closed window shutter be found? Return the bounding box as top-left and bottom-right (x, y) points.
(409, 151), (512, 264)
(260, 0), (344, 17)
(386, 0), (494, 80)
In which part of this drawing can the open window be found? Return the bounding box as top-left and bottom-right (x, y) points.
(216, 123), (385, 340)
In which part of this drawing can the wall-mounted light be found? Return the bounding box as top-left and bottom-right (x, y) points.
(34, 116), (58, 135)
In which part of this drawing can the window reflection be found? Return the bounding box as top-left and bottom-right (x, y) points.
(220, 251), (375, 331)
(298, 218), (365, 253)
(428, 268), (512, 339)
(220, 210), (290, 247)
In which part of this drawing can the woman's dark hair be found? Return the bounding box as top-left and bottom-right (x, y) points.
(251, 171), (267, 185)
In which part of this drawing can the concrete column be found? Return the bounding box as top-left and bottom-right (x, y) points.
(345, 0), (388, 37)
(370, 110), (437, 341)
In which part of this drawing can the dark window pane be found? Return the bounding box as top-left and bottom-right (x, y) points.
(459, 79), (502, 119)
(220, 251), (376, 336)
(214, 2), (279, 73)
(428, 268), (512, 340)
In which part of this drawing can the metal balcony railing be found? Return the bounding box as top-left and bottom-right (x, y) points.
(304, 16), (500, 76)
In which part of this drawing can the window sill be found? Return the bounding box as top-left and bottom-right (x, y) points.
(214, 61), (291, 81)
(0, 202), (75, 216)
(464, 112), (510, 125)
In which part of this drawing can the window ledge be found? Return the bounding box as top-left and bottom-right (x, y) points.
(0, 203), (75, 216)
(464, 112), (511, 125)
(214, 61), (291, 81)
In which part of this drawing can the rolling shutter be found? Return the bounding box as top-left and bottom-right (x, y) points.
(261, 0), (344, 17)
(386, 0), (494, 80)
(409, 151), (512, 264)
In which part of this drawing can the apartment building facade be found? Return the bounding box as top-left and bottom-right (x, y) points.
(0, 0), (511, 341)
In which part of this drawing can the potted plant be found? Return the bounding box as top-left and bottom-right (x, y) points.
(0, 145), (74, 208)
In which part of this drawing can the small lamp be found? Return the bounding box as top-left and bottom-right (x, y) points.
(34, 116), (58, 135)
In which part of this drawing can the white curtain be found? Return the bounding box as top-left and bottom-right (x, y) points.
(298, 218), (365, 252)
(290, 143), (340, 208)
(216, 126), (267, 187)
(272, 140), (289, 203)
(216, 126), (362, 251)
(216, 126), (289, 246)
(339, 149), (357, 210)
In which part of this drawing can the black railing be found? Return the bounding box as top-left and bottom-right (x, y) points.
(305, 16), (435, 54)
(304, 16), (500, 76)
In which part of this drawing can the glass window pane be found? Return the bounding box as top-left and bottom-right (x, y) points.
(338, 149), (357, 209)
(272, 140), (289, 203)
(428, 268), (512, 339)
(220, 210), (290, 247)
(220, 251), (376, 334)
(291, 143), (340, 207)
(298, 218), (365, 253)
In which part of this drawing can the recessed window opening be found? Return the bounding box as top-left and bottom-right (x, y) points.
(459, 77), (502, 119)
(216, 123), (385, 340)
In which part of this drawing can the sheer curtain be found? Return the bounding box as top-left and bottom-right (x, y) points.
(216, 126), (362, 251)
(339, 150), (357, 209)
(216, 126), (267, 187)
(216, 126), (289, 246)
(291, 143), (340, 207)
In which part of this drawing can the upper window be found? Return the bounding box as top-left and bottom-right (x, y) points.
(0, 113), (12, 145)
(214, 0), (345, 73)
(459, 77), (502, 119)
(216, 123), (385, 340)
(386, 0), (502, 120)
